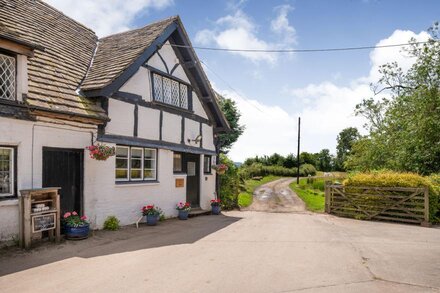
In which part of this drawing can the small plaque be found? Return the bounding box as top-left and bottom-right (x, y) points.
(32, 213), (56, 233)
(175, 178), (185, 188)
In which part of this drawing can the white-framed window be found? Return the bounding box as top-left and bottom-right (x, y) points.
(152, 72), (189, 110)
(115, 146), (129, 181)
(0, 52), (16, 101)
(0, 147), (14, 197)
(115, 146), (157, 182)
(204, 155), (212, 174)
(173, 152), (182, 173)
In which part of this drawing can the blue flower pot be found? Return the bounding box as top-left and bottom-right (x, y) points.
(212, 205), (221, 215)
(146, 214), (158, 226)
(178, 210), (189, 220)
(65, 224), (89, 240)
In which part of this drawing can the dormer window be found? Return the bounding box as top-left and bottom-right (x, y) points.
(152, 72), (189, 110)
(0, 52), (16, 101)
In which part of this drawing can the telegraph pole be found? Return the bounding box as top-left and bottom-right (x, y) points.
(296, 117), (301, 184)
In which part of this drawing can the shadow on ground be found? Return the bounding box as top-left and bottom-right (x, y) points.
(0, 214), (241, 276)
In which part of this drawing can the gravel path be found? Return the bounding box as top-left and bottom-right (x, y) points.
(244, 177), (306, 212)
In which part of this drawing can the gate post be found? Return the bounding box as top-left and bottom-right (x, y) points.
(421, 187), (430, 227)
(324, 182), (330, 213)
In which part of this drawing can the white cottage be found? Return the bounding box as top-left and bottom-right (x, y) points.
(0, 0), (229, 240)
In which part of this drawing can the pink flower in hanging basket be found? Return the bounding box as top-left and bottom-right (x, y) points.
(86, 143), (115, 161)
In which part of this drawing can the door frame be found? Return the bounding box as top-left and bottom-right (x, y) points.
(42, 147), (85, 214)
(184, 153), (200, 208)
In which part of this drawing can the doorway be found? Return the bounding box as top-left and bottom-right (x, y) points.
(42, 147), (84, 214)
(185, 153), (200, 208)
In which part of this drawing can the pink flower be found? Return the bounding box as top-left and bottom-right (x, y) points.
(72, 211), (78, 216)
(63, 212), (71, 219)
(80, 216), (87, 220)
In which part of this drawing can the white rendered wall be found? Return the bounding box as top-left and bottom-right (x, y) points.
(162, 112), (182, 144)
(199, 154), (216, 210)
(137, 107), (160, 140)
(119, 66), (151, 101)
(106, 99), (134, 136)
(192, 91), (209, 119)
(185, 118), (200, 147)
(16, 55), (28, 101)
(202, 124), (216, 151)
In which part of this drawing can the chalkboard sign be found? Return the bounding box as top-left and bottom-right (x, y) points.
(32, 213), (56, 233)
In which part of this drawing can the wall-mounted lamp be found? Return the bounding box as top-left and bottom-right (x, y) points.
(188, 135), (202, 144)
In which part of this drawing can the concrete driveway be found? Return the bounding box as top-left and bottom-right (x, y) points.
(0, 211), (439, 293)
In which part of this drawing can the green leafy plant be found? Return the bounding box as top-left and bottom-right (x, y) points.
(63, 211), (88, 227)
(141, 205), (162, 216)
(103, 215), (120, 231)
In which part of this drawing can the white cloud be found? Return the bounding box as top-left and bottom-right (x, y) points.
(44, 0), (174, 37)
(225, 29), (430, 162)
(271, 4), (296, 45)
(195, 7), (296, 64)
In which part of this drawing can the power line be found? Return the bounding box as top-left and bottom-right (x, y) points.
(200, 60), (264, 113)
(168, 40), (434, 53)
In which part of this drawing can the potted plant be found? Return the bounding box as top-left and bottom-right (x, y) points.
(210, 199), (221, 215)
(142, 205), (162, 226)
(176, 202), (191, 220)
(212, 164), (228, 175)
(85, 143), (115, 161)
(63, 211), (89, 240)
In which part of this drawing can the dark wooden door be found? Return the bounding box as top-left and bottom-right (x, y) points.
(185, 153), (200, 207)
(42, 147), (83, 214)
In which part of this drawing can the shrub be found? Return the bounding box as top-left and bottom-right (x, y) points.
(103, 216), (120, 231)
(239, 163), (316, 179)
(219, 154), (240, 210)
(344, 171), (439, 223)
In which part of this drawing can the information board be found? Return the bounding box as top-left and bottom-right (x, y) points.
(32, 213), (56, 233)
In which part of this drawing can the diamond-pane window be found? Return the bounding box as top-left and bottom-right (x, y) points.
(0, 54), (16, 101)
(153, 73), (163, 102)
(171, 80), (180, 107)
(163, 77), (172, 104)
(180, 84), (188, 109)
(152, 73), (189, 110)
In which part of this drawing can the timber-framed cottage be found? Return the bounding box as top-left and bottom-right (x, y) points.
(0, 0), (229, 240)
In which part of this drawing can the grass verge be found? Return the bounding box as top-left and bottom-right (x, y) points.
(289, 178), (325, 212)
(238, 175), (281, 208)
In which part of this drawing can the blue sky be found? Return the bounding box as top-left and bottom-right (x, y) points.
(47, 0), (440, 162)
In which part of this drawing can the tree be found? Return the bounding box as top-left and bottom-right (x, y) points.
(300, 152), (316, 166)
(268, 153), (285, 166)
(335, 127), (361, 170)
(348, 23), (440, 174)
(217, 96), (245, 153)
(315, 149), (333, 172)
(283, 153), (297, 168)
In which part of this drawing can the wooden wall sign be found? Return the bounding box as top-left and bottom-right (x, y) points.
(175, 178), (185, 188)
(32, 213), (56, 233)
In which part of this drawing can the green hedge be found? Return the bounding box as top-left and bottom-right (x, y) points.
(239, 163), (316, 179)
(343, 171), (440, 223)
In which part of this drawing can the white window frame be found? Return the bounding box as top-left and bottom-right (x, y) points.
(204, 155), (212, 174)
(115, 146), (157, 182)
(0, 147), (14, 197)
(115, 146), (129, 181)
(143, 148), (157, 181)
(130, 147), (144, 181)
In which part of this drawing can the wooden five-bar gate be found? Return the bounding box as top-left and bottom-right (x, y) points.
(324, 184), (430, 226)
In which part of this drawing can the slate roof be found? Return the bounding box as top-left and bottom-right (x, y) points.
(0, 0), (106, 121)
(81, 17), (177, 91)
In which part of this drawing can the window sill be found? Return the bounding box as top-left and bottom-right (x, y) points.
(115, 180), (160, 187)
(0, 198), (18, 206)
(151, 101), (194, 114)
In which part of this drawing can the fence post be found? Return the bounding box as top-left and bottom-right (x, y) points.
(421, 187), (430, 227)
(324, 182), (330, 213)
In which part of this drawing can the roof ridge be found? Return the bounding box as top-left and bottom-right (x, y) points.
(36, 0), (97, 37)
(99, 15), (179, 40)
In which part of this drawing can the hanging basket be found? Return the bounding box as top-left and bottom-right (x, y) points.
(212, 164), (228, 175)
(86, 143), (115, 161)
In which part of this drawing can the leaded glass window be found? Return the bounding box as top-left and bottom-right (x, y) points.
(0, 53), (16, 101)
(0, 147), (14, 196)
(152, 73), (189, 110)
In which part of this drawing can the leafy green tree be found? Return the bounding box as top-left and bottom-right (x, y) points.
(300, 152), (317, 166)
(217, 96), (245, 153)
(335, 127), (361, 170)
(268, 153), (285, 166)
(283, 153), (297, 168)
(315, 149), (333, 172)
(349, 23), (440, 174)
